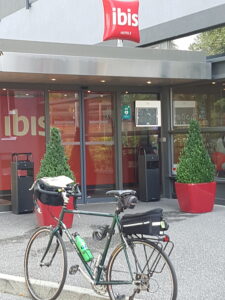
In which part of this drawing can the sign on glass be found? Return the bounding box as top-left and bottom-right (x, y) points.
(135, 101), (161, 127)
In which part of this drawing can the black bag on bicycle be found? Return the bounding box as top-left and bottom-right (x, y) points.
(33, 176), (74, 206)
(121, 208), (168, 236)
(34, 181), (63, 206)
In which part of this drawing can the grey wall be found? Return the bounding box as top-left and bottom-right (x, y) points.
(0, 0), (38, 19)
(0, 0), (225, 45)
(0, 0), (103, 44)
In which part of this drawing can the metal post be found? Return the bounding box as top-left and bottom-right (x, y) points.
(117, 39), (123, 47)
(26, 0), (31, 9)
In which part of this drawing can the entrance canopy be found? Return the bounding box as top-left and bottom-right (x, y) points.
(0, 39), (211, 86)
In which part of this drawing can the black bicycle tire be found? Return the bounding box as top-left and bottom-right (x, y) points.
(106, 238), (177, 300)
(24, 226), (68, 300)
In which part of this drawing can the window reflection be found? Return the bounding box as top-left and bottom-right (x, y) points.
(172, 84), (225, 178)
(84, 92), (115, 196)
(121, 93), (160, 188)
(173, 132), (225, 178)
(0, 89), (45, 200)
(49, 91), (81, 183)
(172, 84), (225, 128)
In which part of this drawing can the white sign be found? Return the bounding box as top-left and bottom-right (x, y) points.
(135, 100), (161, 127)
(173, 100), (196, 126)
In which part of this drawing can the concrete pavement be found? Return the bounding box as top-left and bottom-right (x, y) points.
(0, 292), (30, 300)
(0, 198), (225, 299)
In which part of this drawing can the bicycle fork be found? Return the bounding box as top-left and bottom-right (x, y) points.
(40, 230), (59, 267)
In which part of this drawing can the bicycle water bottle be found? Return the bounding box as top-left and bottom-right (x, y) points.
(74, 233), (94, 262)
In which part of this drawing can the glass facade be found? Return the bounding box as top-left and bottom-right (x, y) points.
(121, 93), (160, 189)
(0, 89), (45, 200)
(172, 83), (225, 178)
(1, 82), (225, 206)
(172, 84), (225, 128)
(84, 92), (115, 197)
(49, 91), (81, 183)
(49, 91), (116, 199)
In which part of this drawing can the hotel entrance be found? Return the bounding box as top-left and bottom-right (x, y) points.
(49, 90), (161, 203)
(49, 90), (116, 203)
(0, 88), (162, 211)
(121, 93), (161, 193)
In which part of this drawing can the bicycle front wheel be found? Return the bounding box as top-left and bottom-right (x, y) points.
(107, 239), (177, 300)
(24, 227), (67, 300)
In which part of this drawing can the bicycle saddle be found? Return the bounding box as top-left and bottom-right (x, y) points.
(106, 190), (136, 197)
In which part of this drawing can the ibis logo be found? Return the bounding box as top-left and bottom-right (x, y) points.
(4, 110), (45, 137)
(112, 7), (138, 27)
(102, 0), (140, 43)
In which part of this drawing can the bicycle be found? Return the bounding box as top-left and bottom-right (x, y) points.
(24, 178), (177, 300)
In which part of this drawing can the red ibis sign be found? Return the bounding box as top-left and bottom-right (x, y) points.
(102, 0), (140, 43)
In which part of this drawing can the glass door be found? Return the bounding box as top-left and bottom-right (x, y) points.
(121, 93), (161, 190)
(49, 91), (81, 186)
(84, 92), (115, 198)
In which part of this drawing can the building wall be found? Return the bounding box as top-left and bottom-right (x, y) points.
(0, 0), (225, 45)
(0, 0), (38, 19)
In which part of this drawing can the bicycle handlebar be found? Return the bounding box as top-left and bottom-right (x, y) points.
(35, 182), (59, 196)
(35, 182), (82, 198)
(34, 179), (136, 212)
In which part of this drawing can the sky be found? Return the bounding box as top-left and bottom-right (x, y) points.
(174, 34), (198, 50)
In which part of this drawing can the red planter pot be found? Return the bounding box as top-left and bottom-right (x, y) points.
(35, 196), (74, 228)
(175, 181), (216, 213)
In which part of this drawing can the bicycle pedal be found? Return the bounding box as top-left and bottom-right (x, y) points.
(69, 265), (79, 275)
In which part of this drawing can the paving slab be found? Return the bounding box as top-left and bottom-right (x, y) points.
(0, 198), (225, 299)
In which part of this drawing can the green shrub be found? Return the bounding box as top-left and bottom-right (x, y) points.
(176, 120), (215, 183)
(37, 127), (75, 181)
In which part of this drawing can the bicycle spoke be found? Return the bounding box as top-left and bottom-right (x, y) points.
(24, 227), (67, 300)
(107, 239), (177, 300)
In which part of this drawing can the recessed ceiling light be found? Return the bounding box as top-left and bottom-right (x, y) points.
(100, 80), (106, 83)
(51, 78), (56, 81)
(2, 88), (6, 91)
(87, 90), (91, 93)
(125, 91), (129, 94)
(25, 93), (29, 96)
(212, 81), (216, 85)
(64, 94), (67, 97)
(146, 81), (152, 84)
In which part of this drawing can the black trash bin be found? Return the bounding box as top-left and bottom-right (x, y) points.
(138, 147), (160, 201)
(11, 153), (34, 214)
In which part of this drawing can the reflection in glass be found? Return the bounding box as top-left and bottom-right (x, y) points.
(0, 89), (45, 202)
(173, 132), (225, 178)
(172, 84), (225, 128)
(121, 93), (160, 189)
(84, 92), (115, 197)
(49, 91), (81, 183)
(172, 83), (225, 178)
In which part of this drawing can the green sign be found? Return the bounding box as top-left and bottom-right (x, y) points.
(122, 105), (131, 120)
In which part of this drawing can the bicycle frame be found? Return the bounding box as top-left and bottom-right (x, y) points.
(47, 206), (134, 286)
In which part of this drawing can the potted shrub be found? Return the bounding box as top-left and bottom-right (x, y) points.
(175, 120), (216, 213)
(37, 127), (75, 180)
(35, 127), (76, 227)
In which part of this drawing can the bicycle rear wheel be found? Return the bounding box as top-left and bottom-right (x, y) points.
(24, 227), (67, 300)
(107, 238), (177, 300)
